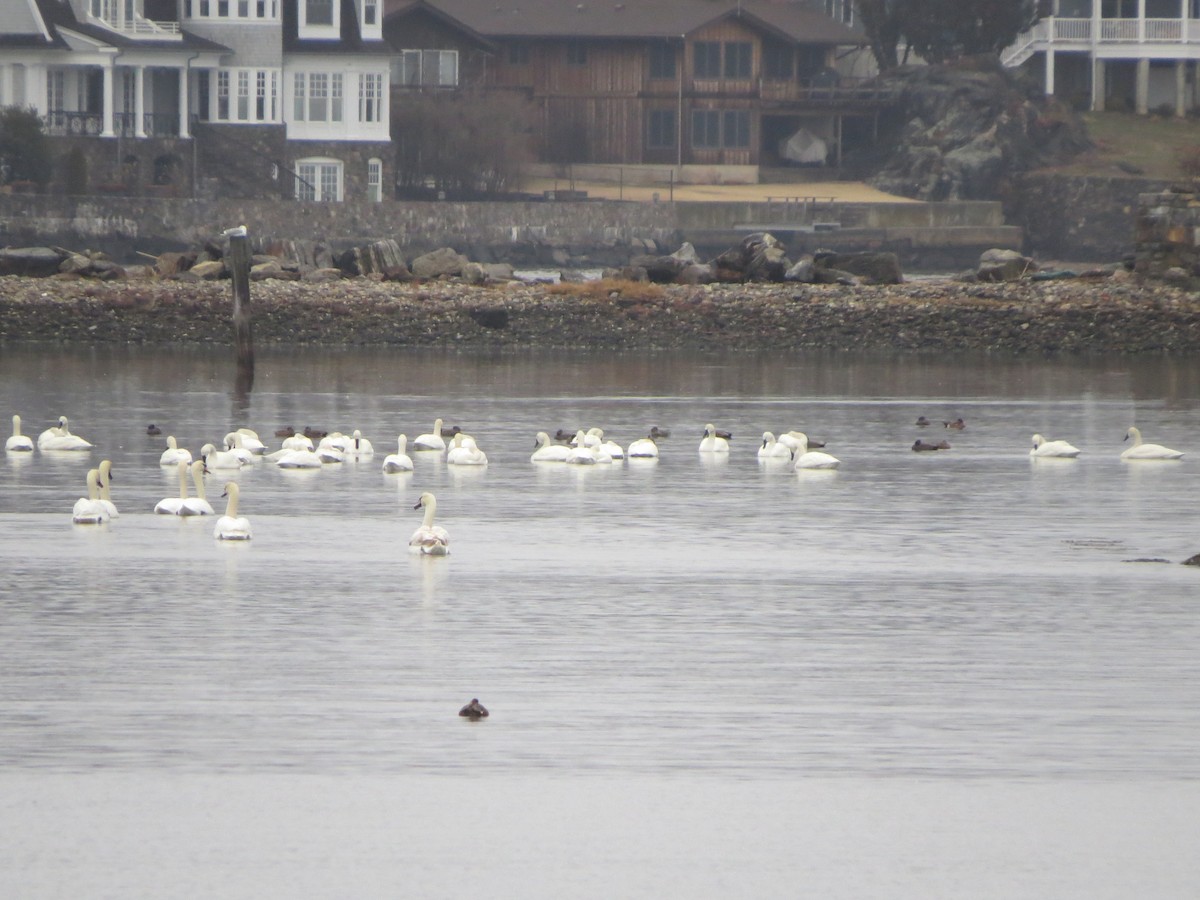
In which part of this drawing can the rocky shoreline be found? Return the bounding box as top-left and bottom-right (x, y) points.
(2, 272), (1199, 354)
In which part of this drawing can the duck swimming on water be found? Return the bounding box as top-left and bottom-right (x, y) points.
(459, 699), (488, 720)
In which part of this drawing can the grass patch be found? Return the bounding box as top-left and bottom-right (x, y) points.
(1039, 111), (1200, 178)
(545, 277), (666, 301)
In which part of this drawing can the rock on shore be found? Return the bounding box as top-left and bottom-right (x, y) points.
(2, 273), (1198, 353)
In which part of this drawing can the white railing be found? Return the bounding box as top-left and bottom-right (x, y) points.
(92, 13), (181, 37)
(1099, 19), (1139, 41)
(1144, 18), (1184, 41)
(1052, 18), (1091, 41)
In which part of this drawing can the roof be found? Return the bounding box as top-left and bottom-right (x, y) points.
(284, 0), (392, 54)
(396, 0), (862, 44)
(12, 0), (230, 53)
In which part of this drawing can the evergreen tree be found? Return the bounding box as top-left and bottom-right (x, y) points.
(0, 106), (53, 187)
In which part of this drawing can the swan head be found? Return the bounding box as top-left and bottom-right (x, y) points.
(703, 424), (716, 437)
(221, 481), (239, 501)
(200, 443), (218, 459)
(98, 459), (113, 482)
(414, 491), (436, 511)
(761, 431), (774, 446)
(432, 418), (444, 432)
(1031, 434), (1045, 448)
(1124, 426), (1141, 444)
(535, 431), (551, 446)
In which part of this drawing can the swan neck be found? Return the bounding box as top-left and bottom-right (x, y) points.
(11, 415), (19, 437)
(178, 461), (190, 498)
(225, 484), (239, 518)
(191, 462), (207, 499)
(422, 497), (437, 528)
(86, 469), (100, 500)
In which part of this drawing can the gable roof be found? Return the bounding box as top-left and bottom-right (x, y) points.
(6, 0), (230, 53)
(401, 0), (861, 44)
(0, 0), (60, 47)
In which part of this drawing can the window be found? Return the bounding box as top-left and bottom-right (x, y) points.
(566, 41), (587, 66)
(296, 159), (342, 202)
(763, 43), (793, 80)
(295, 72), (344, 122)
(649, 43), (676, 80)
(306, 0), (332, 25)
(393, 50), (459, 87)
(646, 110), (676, 149)
(217, 70), (230, 120)
(825, 0), (853, 25)
(359, 72), (384, 123)
(237, 71), (250, 120)
(367, 158), (383, 202)
(186, 0), (276, 18)
(363, 0), (377, 25)
(210, 69), (278, 122)
(692, 110), (720, 148)
(723, 42), (752, 78)
(309, 73), (327, 120)
(723, 110), (749, 147)
(694, 42), (720, 78)
(508, 43), (530, 65)
(691, 109), (749, 149)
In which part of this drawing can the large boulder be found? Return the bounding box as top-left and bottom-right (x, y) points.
(712, 232), (791, 282)
(0, 246), (66, 277)
(411, 246), (469, 279)
(814, 251), (903, 284)
(864, 58), (1091, 201)
(977, 248), (1037, 282)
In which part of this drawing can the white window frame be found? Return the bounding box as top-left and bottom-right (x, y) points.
(293, 71), (343, 123)
(296, 157), (343, 202)
(185, 0), (277, 19)
(393, 49), (459, 88)
(367, 157), (383, 202)
(210, 68), (279, 123)
(359, 72), (384, 123)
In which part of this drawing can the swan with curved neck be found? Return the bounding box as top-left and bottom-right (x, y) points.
(96, 459), (119, 518)
(214, 482), (251, 540)
(447, 433), (488, 466)
(184, 460), (216, 515)
(201, 442), (246, 470)
(344, 429), (374, 458)
(1121, 426), (1183, 460)
(1030, 434), (1081, 458)
(531, 431), (571, 462)
(410, 492), (449, 555)
(382, 435), (415, 472)
(758, 431), (793, 461)
(38, 416), (93, 451)
(72, 469), (110, 524)
(699, 424), (730, 454)
(565, 430), (597, 465)
(155, 460), (190, 515)
(412, 418), (447, 452)
(790, 432), (841, 470)
(6, 415), (33, 452)
(159, 435), (193, 466)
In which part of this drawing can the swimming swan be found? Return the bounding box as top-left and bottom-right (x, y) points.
(790, 432), (841, 470)
(699, 424), (730, 454)
(410, 492), (450, 555)
(758, 431), (794, 461)
(155, 460), (190, 515)
(6, 415), (33, 452)
(159, 435), (193, 466)
(235, 428), (267, 455)
(627, 434), (659, 458)
(1121, 426), (1183, 460)
(275, 446), (323, 469)
(201, 442), (247, 470)
(1030, 434), (1081, 458)
(72, 469), (110, 524)
(382, 435), (415, 472)
(96, 459), (119, 518)
(214, 482), (252, 540)
(184, 460), (216, 515)
(446, 434), (488, 466)
(412, 419), (447, 452)
(222, 433), (258, 465)
(586, 428), (624, 459)
(38, 416), (93, 451)
(531, 431), (571, 462)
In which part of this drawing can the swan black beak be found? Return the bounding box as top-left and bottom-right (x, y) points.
(413, 498), (424, 510)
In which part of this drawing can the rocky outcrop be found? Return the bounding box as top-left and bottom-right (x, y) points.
(863, 58), (1091, 202)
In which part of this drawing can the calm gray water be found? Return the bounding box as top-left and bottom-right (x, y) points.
(1, 345), (1198, 898)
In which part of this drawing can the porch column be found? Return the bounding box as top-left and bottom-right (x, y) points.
(1091, 58), (1106, 111)
(178, 66), (191, 139)
(0, 65), (11, 107)
(25, 64), (45, 114)
(134, 66), (146, 137)
(1176, 60), (1188, 117)
(1137, 0), (1146, 41)
(1045, 47), (1056, 96)
(1136, 57), (1150, 114)
(101, 61), (115, 137)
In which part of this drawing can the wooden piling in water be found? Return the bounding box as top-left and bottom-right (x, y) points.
(226, 225), (254, 395)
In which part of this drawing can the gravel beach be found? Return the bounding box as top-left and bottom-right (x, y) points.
(2, 273), (1198, 354)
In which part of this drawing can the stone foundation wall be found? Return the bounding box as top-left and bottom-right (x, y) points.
(1134, 188), (1200, 278)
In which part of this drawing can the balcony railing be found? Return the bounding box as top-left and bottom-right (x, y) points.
(43, 110), (181, 138)
(1029, 16), (1194, 45)
(90, 13), (181, 38)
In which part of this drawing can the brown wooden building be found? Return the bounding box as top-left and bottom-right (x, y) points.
(383, 0), (889, 169)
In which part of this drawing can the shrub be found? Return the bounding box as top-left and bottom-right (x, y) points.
(0, 106), (53, 187)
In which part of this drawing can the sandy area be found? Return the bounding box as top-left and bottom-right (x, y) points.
(517, 178), (919, 204)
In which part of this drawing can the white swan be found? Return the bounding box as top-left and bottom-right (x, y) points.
(275, 446), (323, 468)
(627, 434), (659, 458)
(155, 460), (190, 515)
(1030, 433), (1081, 458)
(222, 433), (258, 465)
(382, 434), (415, 472)
(531, 431), (571, 462)
(184, 460), (216, 516)
(235, 428), (267, 455)
(1121, 426), (1183, 460)
(758, 431), (794, 461)
(412, 418), (447, 452)
(699, 424), (730, 454)
(159, 435), (193, 466)
(96, 459), (119, 518)
(201, 442), (246, 469)
(790, 432), (840, 470)
(447, 433), (488, 466)
(315, 440), (345, 463)
(410, 491), (449, 555)
(565, 429), (597, 465)
(6, 415), (33, 452)
(586, 427), (624, 459)
(38, 416), (93, 451)
(281, 433), (314, 452)
(72, 469), (110, 524)
(214, 481), (252, 540)
(343, 429), (374, 458)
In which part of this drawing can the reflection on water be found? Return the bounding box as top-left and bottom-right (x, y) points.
(2, 345), (1199, 897)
